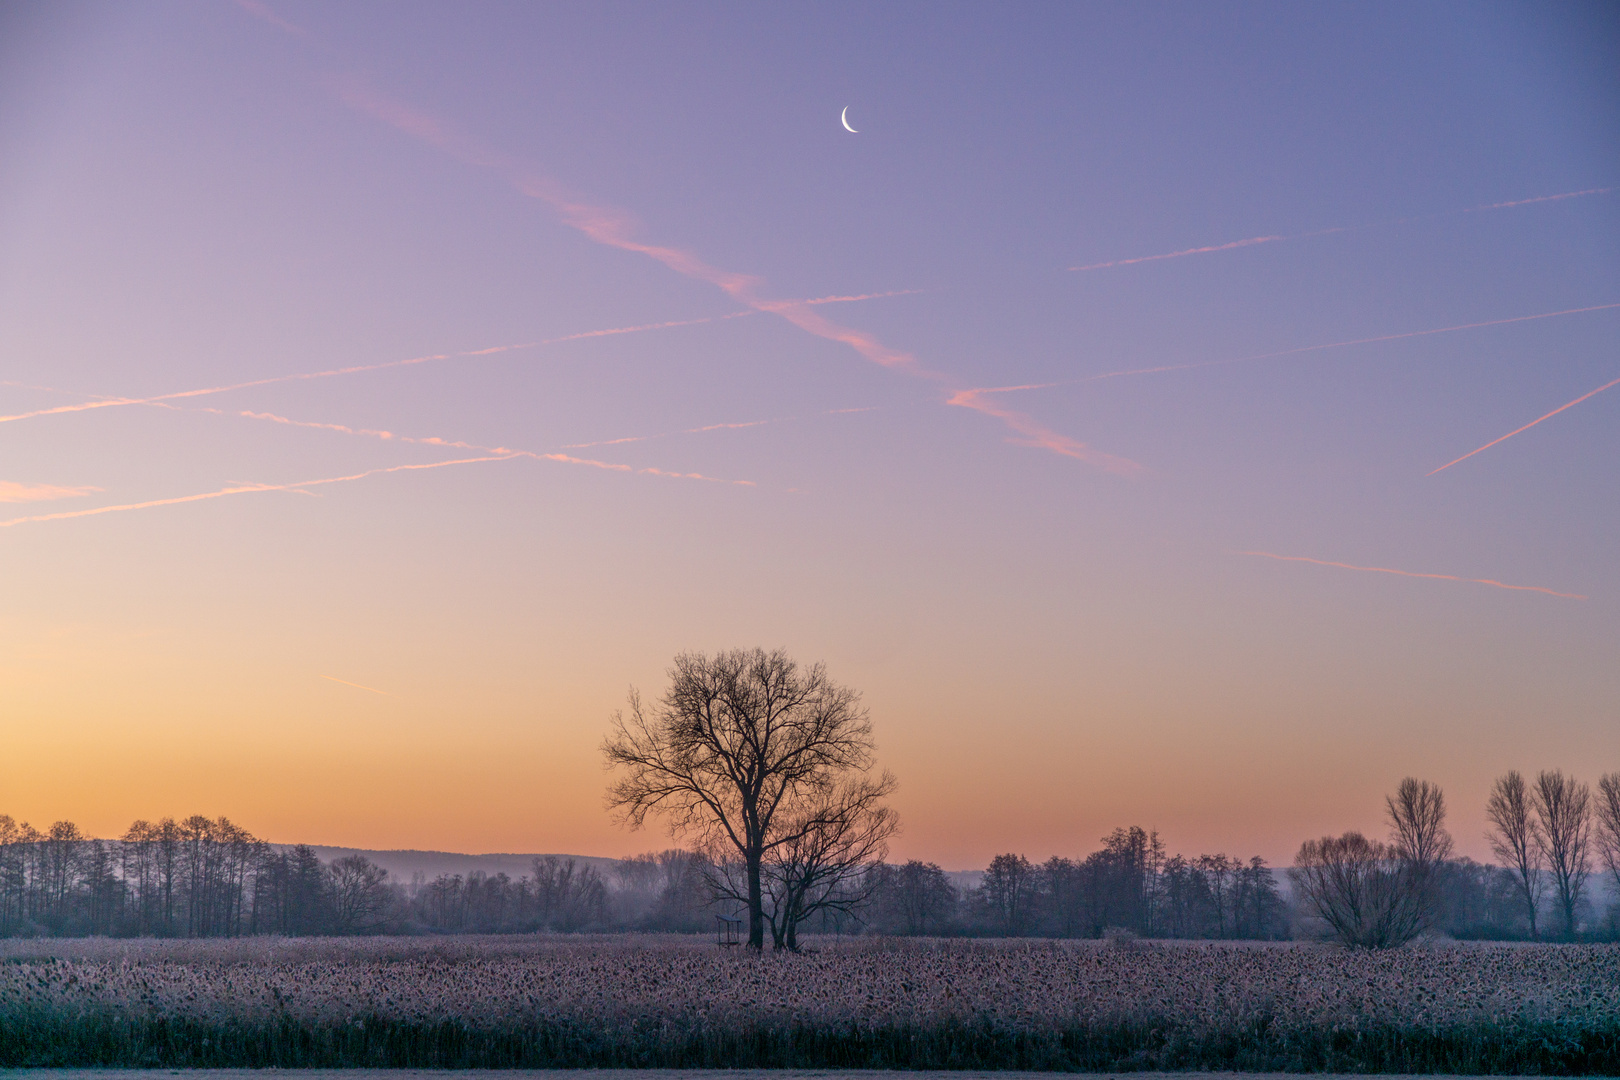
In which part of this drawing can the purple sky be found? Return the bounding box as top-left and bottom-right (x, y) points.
(2, 1), (1617, 867)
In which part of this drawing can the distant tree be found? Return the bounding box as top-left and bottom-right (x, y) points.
(1234, 856), (1287, 939)
(1042, 856), (1087, 937)
(1080, 827), (1164, 936)
(1194, 853), (1242, 938)
(884, 860), (958, 935)
(604, 648), (881, 949)
(1290, 832), (1422, 948)
(39, 821), (84, 930)
(327, 854), (392, 933)
(1532, 770), (1592, 939)
(531, 856), (609, 930)
(979, 853), (1039, 935)
(1385, 777), (1453, 932)
(1485, 771), (1544, 940)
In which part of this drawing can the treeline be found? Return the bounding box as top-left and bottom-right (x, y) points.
(3, 794), (1616, 941)
(0, 815), (614, 938)
(862, 828), (1288, 939)
(0, 814), (1288, 940)
(1292, 771), (1620, 946)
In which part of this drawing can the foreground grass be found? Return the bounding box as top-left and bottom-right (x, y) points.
(3, 937), (1617, 1072)
(4, 1010), (1618, 1072)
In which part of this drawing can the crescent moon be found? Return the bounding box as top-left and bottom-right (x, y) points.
(841, 107), (858, 133)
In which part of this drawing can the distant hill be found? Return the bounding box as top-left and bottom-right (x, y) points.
(297, 847), (621, 885)
(296, 847), (988, 891)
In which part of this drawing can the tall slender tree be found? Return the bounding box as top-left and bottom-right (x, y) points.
(1485, 771), (1543, 939)
(1386, 777), (1453, 932)
(1533, 770), (1592, 939)
(1595, 773), (1620, 911)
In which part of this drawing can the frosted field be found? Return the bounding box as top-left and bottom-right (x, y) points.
(2, 935), (1614, 1029)
(2, 936), (1617, 1071)
(0, 1072), (1525, 1080)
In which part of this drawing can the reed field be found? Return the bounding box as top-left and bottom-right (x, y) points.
(1, 935), (1617, 1071)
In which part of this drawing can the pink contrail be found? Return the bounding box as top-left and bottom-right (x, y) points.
(1082, 302), (1620, 383)
(0, 454), (521, 529)
(1472, 186), (1613, 211)
(1068, 186), (1612, 273)
(1236, 550), (1586, 600)
(802, 289), (926, 305)
(0, 481), (104, 504)
(0, 303), (898, 430)
(222, 408), (757, 486)
(0, 316), (735, 428)
(1426, 374), (1620, 476)
(233, 0), (307, 36)
(1070, 234), (1289, 272)
(561, 405), (877, 451)
(320, 675), (391, 696)
(563, 419), (773, 450)
(338, 78), (1135, 472)
(961, 302), (1620, 398)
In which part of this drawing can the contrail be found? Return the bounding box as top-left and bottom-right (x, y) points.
(1471, 186), (1614, 211)
(943, 387), (1143, 475)
(560, 406), (879, 451)
(803, 289), (926, 305)
(218, 408), (758, 486)
(1427, 374), (1620, 476)
(1069, 186), (1612, 273)
(233, 0), (307, 36)
(563, 419), (774, 450)
(1236, 549), (1586, 600)
(337, 77), (1135, 473)
(0, 481), (104, 504)
(0, 316), (737, 428)
(1084, 302), (1620, 382)
(1071, 234), (1292, 272)
(0, 454), (521, 529)
(2, 299), (904, 430)
(320, 674), (391, 696)
(954, 302), (1620, 400)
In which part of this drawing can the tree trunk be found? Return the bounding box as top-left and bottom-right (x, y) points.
(747, 852), (765, 949)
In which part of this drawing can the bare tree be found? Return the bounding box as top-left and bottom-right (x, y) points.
(327, 854), (392, 933)
(1290, 832), (1422, 948)
(1485, 770), (1544, 939)
(1533, 769), (1592, 939)
(603, 648), (879, 949)
(756, 772), (898, 949)
(1596, 773), (1620, 907)
(1385, 777), (1453, 931)
(878, 860), (958, 935)
(980, 853), (1039, 936)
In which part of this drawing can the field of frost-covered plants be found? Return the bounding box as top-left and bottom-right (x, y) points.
(2, 934), (1617, 1071)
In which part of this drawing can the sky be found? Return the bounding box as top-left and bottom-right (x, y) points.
(2, 1), (1617, 870)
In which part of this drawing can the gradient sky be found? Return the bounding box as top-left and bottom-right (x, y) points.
(3, 1), (1617, 869)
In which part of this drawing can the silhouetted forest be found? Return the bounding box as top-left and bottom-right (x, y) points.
(2, 810), (1613, 940)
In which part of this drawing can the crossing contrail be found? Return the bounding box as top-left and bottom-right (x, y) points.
(0, 454), (522, 529)
(1236, 550), (1585, 600)
(219, 408), (759, 486)
(1, 296), (904, 430)
(337, 77), (1135, 472)
(0, 316), (737, 428)
(1069, 186), (1612, 273)
(951, 302), (1620, 399)
(1426, 374), (1620, 476)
